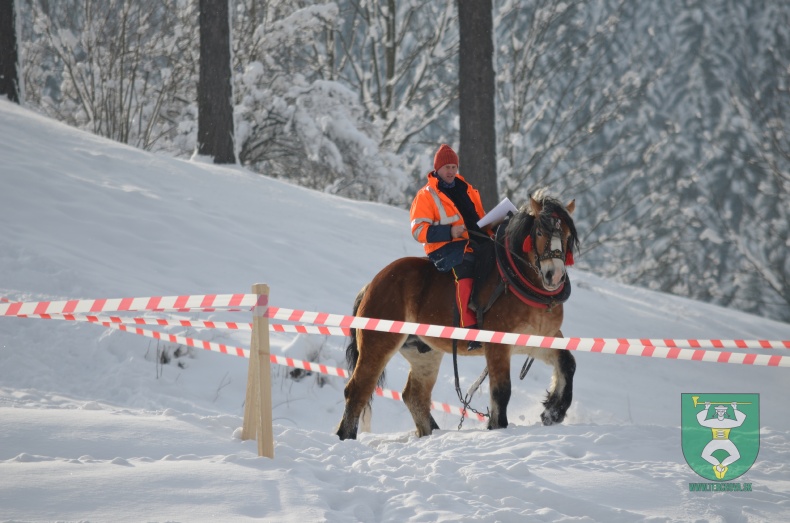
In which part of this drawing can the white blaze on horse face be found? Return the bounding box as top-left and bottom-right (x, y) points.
(540, 232), (566, 290)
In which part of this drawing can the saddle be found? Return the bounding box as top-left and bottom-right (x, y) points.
(469, 236), (495, 316)
(467, 229), (497, 327)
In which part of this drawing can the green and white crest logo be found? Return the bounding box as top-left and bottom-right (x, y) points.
(681, 393), (760, 481)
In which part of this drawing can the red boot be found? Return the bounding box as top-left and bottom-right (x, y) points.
(455, 277), (482, 351)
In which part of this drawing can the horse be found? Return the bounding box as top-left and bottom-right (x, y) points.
(335, 190), (579, 440)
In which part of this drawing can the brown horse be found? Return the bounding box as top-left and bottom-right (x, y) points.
(336, 191), (579, 440)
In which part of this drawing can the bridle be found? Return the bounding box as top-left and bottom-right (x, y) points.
(520, 214), (574, 272)
(495, 212), (573, 308)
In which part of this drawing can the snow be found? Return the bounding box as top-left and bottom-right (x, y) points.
(1, 99), (789, 522)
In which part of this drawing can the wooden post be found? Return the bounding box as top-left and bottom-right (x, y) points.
(241, 283), (274, 458)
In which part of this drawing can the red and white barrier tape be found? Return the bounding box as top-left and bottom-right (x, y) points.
(27, 313), (351, 336)
(263, 307), (790, 366)
(0, 293), (258, 316)
(104, 322), (248, 357)
(27, 307), (790, 352)
(267, 306), (790, 352)
(6, 292), (786, 416)
(101, 322), (485, 422)
(15, 312), (790, 368)
(3, 295), (789, 365)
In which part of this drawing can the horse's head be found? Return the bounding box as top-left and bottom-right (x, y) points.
(506, 190), (579, 292)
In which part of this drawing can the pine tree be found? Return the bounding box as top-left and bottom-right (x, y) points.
(0, 0), (20, 103)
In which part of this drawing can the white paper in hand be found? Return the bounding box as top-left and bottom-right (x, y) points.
(477, 197), (519, 229)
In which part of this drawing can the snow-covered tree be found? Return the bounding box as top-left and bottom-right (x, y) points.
(324, 0), (460, 187)
(493, 0), (789, 322)
(22, 0), (198, 153)
(231, 1), (409, 205)
(672, 1), (789, 320)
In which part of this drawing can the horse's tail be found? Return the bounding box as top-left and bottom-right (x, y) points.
(344, 284), (366, 373)
(345, 283), (385, 389)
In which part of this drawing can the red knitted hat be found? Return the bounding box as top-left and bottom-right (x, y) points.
(433, 144), (459, 171)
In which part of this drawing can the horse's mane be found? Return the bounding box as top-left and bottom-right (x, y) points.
(506, 190), (580, 255)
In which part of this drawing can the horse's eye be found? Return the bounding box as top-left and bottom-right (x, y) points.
(536, 230), (543, 237)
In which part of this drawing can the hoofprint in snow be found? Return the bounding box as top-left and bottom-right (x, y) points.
(1, 99), (789, 522)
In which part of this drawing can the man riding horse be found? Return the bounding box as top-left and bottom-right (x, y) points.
(409, 144), (494, 350)
(335, 147), (578, 440)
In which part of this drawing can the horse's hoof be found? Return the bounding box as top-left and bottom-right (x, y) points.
(486, 419), (509, 430)
(336, 425), (358, 441)
(540, 408), (565, 426)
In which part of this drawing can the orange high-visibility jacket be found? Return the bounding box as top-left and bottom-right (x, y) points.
(409, 172), (486, 255)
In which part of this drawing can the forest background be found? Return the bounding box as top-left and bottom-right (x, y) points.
(11, 0), (790, 323)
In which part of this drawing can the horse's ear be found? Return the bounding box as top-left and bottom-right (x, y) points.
(522, 236), (533, 253)
(566, 199), (576, 215)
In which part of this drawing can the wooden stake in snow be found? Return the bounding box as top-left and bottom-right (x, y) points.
(242, 283), (274, 458)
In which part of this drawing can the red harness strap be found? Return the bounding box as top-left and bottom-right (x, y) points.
(504, 233), (566, 297)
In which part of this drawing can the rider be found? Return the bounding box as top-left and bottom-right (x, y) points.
(410, 144), (491, 350)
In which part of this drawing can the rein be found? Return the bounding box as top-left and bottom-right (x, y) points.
(451, 311), (490, 429)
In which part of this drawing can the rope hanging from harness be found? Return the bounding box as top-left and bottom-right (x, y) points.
(452, 223), (541, 430)
(451, 306), (490, 430)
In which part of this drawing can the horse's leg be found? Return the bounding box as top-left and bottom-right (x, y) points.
(485, 344), (512, 429)
(399, 336), (443, 437)
(336, 331), (405, 440)
(359, 403), (372, 433)
(539, 330), (576, 425)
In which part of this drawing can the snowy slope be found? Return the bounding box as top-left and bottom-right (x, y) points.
(1, 100), (789, 522)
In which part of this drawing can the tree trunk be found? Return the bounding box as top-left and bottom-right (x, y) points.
(457, 0), (497, 210)
(0, 0), (20, 103)
(198, 0), (235, 164)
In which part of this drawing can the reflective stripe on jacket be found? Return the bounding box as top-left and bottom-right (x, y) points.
(409, 172), (486, 255)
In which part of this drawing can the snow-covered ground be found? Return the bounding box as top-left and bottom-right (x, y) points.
(1, 100), (788, 522)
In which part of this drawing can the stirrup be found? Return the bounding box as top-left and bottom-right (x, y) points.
(467, 339), (483, 351)
(466, 324), (482, 351)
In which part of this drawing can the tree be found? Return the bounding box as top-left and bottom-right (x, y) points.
(494, 1), (660, 200)
(680, 1), (790, 320)
(457, 0), (497, 210)
(198, 0), (235, 164)
(231, 1), (410, 205)
(23, 0), (198, 152)
(324, 0), (460, 188)
(0, 0), (20, 103)
(491, 0), (788, 323)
